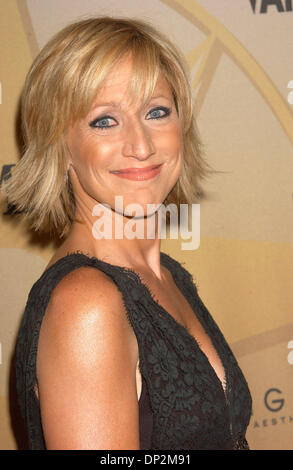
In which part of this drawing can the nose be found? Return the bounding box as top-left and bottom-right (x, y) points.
(122, 120), (155, 161)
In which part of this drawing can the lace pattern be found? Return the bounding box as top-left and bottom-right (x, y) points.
(15, 251), (252, 450)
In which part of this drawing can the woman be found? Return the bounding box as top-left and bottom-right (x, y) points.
(3, 17), (252, 450)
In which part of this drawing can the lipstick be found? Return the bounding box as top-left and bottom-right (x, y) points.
(110, 164), (162, 181)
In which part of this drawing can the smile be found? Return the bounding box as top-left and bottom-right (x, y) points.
(110, 164), (163, 181)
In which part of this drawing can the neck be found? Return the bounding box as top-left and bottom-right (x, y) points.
(66, 202), (164, 279)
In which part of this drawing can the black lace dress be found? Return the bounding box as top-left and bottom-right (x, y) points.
(15, 251), (252, 450)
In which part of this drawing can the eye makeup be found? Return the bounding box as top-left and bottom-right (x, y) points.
(88, 106), (172, 129)
(89, 115), (118, 129)
(146, 106), (171, 120)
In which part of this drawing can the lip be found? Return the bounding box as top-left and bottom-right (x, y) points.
(110, 164), (163, 181)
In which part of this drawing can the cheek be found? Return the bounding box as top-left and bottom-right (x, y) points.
(68, 127), (91, 166)
(69, 131), (105, 173)
(168, 127), (183, 183)
(164, 125), (183, 165)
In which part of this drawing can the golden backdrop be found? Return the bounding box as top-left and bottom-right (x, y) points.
(0, 0), (292, 450)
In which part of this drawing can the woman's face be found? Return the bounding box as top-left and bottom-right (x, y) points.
(67, 54), (183, 217)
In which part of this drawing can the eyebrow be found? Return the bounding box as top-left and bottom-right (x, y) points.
(89, 95), (172, 112)
(90, 101), (121, 110)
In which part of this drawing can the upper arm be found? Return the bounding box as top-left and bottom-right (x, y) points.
(36, 266), (140, 450)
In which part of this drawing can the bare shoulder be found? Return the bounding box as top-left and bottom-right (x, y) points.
(41, 264), (137, 360)
(43, 249), (130, 322)
(49, 264), (126, 317)
(36, 265), (140, 449)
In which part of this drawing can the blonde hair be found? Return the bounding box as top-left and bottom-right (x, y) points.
(1, 16), (213, 238)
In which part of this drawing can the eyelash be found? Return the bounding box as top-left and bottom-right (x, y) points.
(89, 106), (171, 129)
(147, 106), (171, 120)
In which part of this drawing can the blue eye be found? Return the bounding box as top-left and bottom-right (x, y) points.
(89, 115), (117, 128)
(147, 106), (171, 120)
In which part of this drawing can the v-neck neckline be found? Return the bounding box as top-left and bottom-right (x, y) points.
(136, 252), (228, 400)
(45, 251), (229, 402)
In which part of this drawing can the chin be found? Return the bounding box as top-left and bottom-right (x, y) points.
(121, 198), (164, 218)
(113, 188), (164, 211)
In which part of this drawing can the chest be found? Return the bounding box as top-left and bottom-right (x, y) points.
(135, 268), (227, 397)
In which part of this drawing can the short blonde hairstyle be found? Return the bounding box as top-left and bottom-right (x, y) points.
(2, 16), (213, 238)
